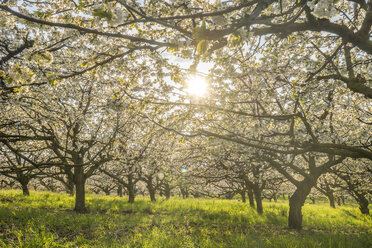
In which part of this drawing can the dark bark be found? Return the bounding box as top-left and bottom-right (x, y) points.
(273, 193), (277, 202)
(288, 179), (315, 230)
(180, 187), (189, 199)
(356, 193), (370, 215)
(74, 166), (87, 213)
(240, 190), (246, 203)
(164, 183), (171, 200)
(66, 182), (74, 196)
(328, 193), (336, 208)
(127, 181), (136, 203)
(253, 187), (263, 214)
(247, 188), (255, 207)
(104, 189), (110, 195)
(117, 185), (123, 197)
(20, 180), (30, 196)
(148, 184), (156, 202)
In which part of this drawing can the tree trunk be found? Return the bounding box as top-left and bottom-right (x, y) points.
(148, 183), (156, 202)
(273, 193), (277, 202)
(328, 192), (336, 208)
(164, 184), (171, 200)
(181, 188), (188, 199)
(149, 188), (156, 202)
(247, 188), (255, 208)
(337, 197), (341, 206)
(127, 182), (135, 203)
(253, 187), (263, 214)
(74, 166), (87, 213)
(20, 180), (30, 196)
(117, 185), (123, 197)
(288, 180), (314, 230)
(356, 194), (369, 215)
(240, 191), (246, 203)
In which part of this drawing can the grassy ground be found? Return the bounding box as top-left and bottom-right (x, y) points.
(0, 190), (371, 247)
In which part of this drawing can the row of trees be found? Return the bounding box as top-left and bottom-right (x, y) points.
(1, 0), (371, 230)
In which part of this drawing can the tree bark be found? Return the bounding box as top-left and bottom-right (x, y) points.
(74, 166), (87, 213)
(117, 184), (123, 197)
(247, 188), (255, 208)
(288, 180), (314, 230)
(127, 182), (135, 203)
(180, 187), (188, 199)
(20, 180), (30, 196)
(328, 193), (336, 208)
(164, 183), (171, 200)
(240, 191), (246, 203)
(147, 181), (156, 202)
(356, 193), (369, 215)
(253, 187), (263, 214)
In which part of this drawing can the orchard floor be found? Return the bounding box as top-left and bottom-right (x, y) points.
(0, 190), (371, 248)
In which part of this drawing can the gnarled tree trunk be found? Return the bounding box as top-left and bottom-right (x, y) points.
(355, 193), (369, 215)
(288, 179), (315, 230)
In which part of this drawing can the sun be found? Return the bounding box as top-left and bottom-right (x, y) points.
(186, 75), (208, 97)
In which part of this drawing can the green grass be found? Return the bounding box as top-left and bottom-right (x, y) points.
(0, 190), (371, 247)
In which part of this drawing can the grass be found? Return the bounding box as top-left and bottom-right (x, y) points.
(0, 190), (371, 247)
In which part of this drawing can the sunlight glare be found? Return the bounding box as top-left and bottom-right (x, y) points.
(186, 75), (208, 97)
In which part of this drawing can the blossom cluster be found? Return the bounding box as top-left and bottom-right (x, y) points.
(307, 0), (336, 19)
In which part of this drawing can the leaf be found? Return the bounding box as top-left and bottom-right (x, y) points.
(196, 40), (209, 55)
(80, 61), (88, 68)
(13, 87), (22, 93)
(93, 8), (112, 21)
(49, 79), (57, 86)
(34, 11), (46, 19)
